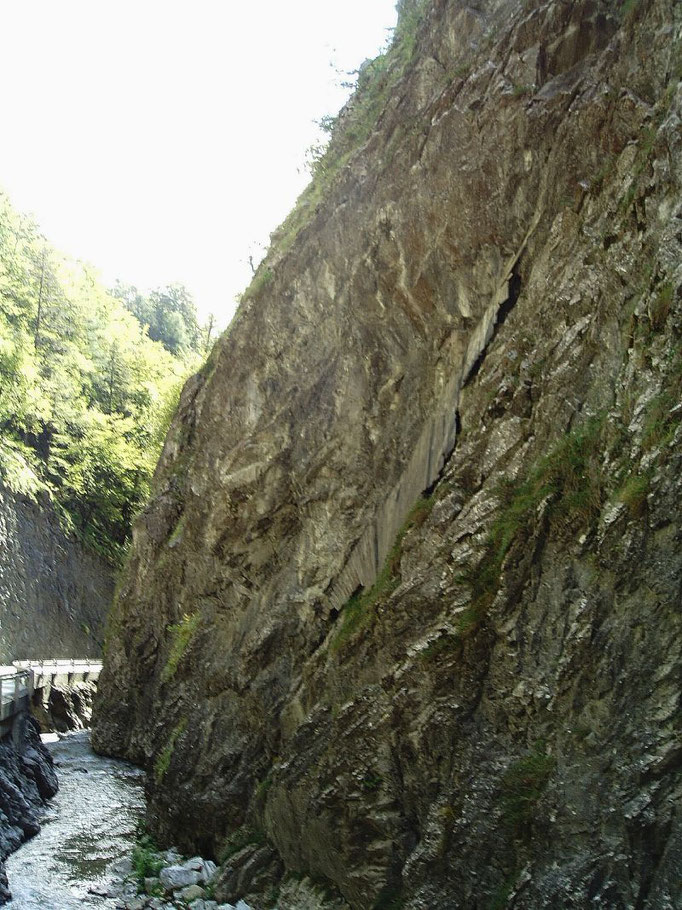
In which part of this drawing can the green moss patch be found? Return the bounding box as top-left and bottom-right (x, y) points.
(154, 718), (187, 784)
(332, 495), (435, 651)
(460, 418), (604, 633)
(160, 612), (200, 684)
(499, 745), (555, 835)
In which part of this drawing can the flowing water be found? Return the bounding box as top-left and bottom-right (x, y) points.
(5, 730), (145, 908)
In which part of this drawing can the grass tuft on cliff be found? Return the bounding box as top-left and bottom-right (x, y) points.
(332, 494), (435, 651)
(161, 612), (200, 684)
(499, 745), (555, 835)
(154, 718), (187, 783)
(460, 417), (604, 633)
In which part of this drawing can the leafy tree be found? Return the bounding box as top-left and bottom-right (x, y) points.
(0, 189), (203, 564)
(113, 280), (208, 358)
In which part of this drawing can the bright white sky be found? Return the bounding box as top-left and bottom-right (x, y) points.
(0, 1), (397, 327)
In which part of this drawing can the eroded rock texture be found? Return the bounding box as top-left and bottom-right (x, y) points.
(94, 0), (682, 907)
(0, 485), (112, 662)
(0, 715), (58, 904)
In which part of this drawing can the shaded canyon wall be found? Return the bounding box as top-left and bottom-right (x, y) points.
(94, 0), (682, 907)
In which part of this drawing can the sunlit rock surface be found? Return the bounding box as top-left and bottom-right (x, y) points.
(94, 0), (682, 906)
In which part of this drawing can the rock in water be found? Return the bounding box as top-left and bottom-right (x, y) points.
(93, 0), (682, 907)
(0, 714), (58, 903)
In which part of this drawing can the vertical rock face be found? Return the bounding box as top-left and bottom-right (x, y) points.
(94, 0), (682, 907)
(0, 485), (112, 661)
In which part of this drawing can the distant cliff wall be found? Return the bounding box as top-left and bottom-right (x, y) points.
(0, 485), (113, 661)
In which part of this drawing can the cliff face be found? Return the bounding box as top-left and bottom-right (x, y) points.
(93, 0), (682, 907)
(0, 485), (112, 661)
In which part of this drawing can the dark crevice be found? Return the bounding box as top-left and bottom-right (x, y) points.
(332, 264), (521, 616)
(464, 261), (523, 388)
(424, 409), (462, 498)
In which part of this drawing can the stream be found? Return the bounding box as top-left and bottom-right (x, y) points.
(5, 730), (145, 908)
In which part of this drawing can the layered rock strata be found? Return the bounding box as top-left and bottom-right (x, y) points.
(94, 0), (682, 907)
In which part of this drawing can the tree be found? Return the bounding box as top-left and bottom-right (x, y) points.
(0, 190), (203, 564)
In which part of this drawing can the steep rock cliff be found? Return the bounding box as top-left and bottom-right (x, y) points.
(94, 0), (682, 907)
(0, 485), (112, 661)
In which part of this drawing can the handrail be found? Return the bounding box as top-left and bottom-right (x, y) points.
(0, 659), (102, 725)
(13, 658), (102, 669)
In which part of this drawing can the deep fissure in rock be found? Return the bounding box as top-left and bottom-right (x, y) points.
(464, 261), (523, 387)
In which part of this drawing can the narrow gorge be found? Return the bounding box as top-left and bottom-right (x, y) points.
(92, 0), (681, 908)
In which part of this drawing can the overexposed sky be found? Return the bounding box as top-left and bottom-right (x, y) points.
(0, 1), (397, 326)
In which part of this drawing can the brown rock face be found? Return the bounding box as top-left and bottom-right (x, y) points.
(94, 0), (682, 907)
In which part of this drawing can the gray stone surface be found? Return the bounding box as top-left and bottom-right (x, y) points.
(159, 864), (201, 892)
(0, 484), (112, 662)
(94, 0), (682, 908)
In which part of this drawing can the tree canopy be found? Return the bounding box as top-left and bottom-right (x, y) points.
(0, 190), (211, 564)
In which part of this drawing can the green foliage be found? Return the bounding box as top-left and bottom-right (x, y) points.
(499, 745), (555, 834)
(154, 718), (187, 783)
(0, 438), (48, 500)
(372, 883), (405, 910)
(131, 834), (164, 889)
(419, 631), (461, 663)
(649, 282), (673, 331)
(620, 0), (639, 18)
(616, 472), (651, 517)
(512, 83), (534, 97)
(161, 612), (200, 684)
(218, 825), (266, 862)
(618, 89), (672, 215)
(642, 347), (682, 450)
(267, 1), (429, 261)
(242, 266), (274, 301)
(332, 495), (435, 651)
(642, 391), (681, 449)
(0, 190), (203, 563)
(488, 873), (518, 910)
(361, 771), (384, 792)
(254, 770), (273, 801)
(111, 280), (206, 357)
(461, 419), (604, 633)
(393, 0), (429, 64)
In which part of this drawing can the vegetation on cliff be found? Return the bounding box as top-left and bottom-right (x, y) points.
(93, 0), (682, 907)
(0, 190), (209, 563)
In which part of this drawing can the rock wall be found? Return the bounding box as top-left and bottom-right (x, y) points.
(0, 715), (58, 903)
(32, 682), (98, 734)
(94, 0), (682, 907)
(0, 485), (113, 661)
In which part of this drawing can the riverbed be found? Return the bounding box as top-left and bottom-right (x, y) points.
(5, 730), (144, 908)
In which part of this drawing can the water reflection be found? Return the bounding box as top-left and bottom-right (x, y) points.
(6, 730), (144, 909)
